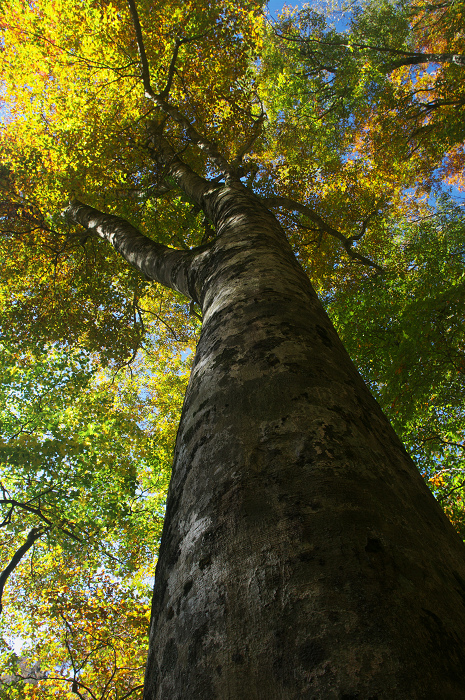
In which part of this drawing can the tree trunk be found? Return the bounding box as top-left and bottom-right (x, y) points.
(136, 184), (465, 699)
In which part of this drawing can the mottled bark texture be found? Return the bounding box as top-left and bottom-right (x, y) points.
(65, 199), (210, 301)
(67, 183), (465, 698)
(135, 183), (465, 700)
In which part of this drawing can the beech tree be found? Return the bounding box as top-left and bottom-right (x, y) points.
(2, 0), (465, 697)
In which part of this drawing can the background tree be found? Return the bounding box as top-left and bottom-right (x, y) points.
(0, 328), (194, 695)
(4, 567), (149, 700)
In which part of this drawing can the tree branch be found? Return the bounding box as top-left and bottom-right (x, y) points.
(282, 30), (465, 69)
(64, 199), (212, 302)
(0, 498), (53, 527)
(159, 38), (183, 99)
(145, 127), (214, 210)
(262, 195), (383, 271)
(126, 0), (235, 177)
(346, 199), (385, 246)
(231, 111), (266, 171)
(0, 525), (50, 614)
(120, 683), (145, 699)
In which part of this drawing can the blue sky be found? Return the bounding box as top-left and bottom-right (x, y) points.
(266, 0), (306, 20)
(265, 0), (352, 32)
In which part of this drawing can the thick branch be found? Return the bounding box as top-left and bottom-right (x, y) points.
(126, 0), (235, 177)
(338, 42), (465, 68)
(387, 52), (465, 70)
(146, 129), (215, 211)
(0, 526), (49, 614)
(263, 195), (383, 270)
(160, 38), (183, 99)
(281, 27), (465, 72)
(291, 32), (465, 68)
(64, 199), (210, 301)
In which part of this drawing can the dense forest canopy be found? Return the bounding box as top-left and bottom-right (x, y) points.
(0, 0), (464, 695)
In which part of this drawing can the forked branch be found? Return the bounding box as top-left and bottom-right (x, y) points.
(232, 111), (266, 171)
(263, 195), (383, 271)
(0, 525), (50, 614)
(64, 198), (216, 301)
(126, 0), (235, 177)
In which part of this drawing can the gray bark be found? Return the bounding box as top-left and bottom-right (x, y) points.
(68, 183), (465, 698)
(389, 52), (465, 68)
(141, 184), (465, 699)
(65, 199), (211, 302)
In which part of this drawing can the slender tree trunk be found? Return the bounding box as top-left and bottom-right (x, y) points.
(140, 184), (465, 699)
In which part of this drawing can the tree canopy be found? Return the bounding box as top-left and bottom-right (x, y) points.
(0, 0), (464, 695)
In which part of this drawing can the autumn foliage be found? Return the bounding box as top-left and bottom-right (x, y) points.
(1, 0), (465, 694)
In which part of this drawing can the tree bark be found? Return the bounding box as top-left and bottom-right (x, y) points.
(65, 199), (211, 301)
(136, 183), (465, 699)
(68, 181), (465, 697)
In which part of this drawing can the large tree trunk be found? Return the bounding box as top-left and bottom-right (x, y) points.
(141, 184), (465, 699)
